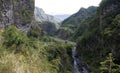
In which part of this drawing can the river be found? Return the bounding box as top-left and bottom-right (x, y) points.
(72, 44), (90, 73)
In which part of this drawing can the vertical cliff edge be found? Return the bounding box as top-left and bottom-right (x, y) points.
(0, 0), (34, 32)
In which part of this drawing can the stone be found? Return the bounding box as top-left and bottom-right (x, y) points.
(0, 0), (34, 32)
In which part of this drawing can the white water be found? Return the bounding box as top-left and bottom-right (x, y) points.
(72, 45), (90, 73)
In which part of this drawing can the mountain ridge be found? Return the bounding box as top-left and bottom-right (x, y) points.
(62, 6), (97, 26)
(56, 6), (97, 40)
(34, 7), (61, 23)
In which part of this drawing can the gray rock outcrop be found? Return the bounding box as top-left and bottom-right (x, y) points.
(0, 0), (34, 32)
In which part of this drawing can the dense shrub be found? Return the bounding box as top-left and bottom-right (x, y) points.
(27, 24), (45, 40)
(0, 25), (74, 73)
(3, 25), (29, 48)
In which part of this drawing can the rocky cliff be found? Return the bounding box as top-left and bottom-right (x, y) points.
(35, 7), (60, 23)
(0, 0), (34, 32)
(34, 7), (60, 36)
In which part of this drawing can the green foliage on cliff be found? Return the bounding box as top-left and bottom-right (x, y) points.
(27, 23), (45, 40)
(3, 26), (29, 51)
(74, 0), (120, 72)
(21, 9), (33, 24)
(39, 21), (57, 36)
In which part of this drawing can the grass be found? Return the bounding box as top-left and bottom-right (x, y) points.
(0, 50), (56, 73)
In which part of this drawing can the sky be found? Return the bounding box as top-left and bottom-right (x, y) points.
(35, 0), (102, 15)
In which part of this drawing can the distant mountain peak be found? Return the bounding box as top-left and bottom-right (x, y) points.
(62, 6), (97, 26)
(35, 7), (45, 15)
(34, 7), (61, 23)
(79, 7), (86, 11)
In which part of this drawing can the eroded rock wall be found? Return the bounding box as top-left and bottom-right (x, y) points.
(0, 0), (34, 32)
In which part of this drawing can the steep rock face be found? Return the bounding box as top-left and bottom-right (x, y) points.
(35, 7), (60, 23)
(0, 0), (34, 32)
(34, 7), (60, 36)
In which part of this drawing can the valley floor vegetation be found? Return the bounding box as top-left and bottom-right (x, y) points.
(0, 25), (73, 73)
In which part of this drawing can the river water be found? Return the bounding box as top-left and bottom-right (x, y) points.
(72, 44), (90, 73)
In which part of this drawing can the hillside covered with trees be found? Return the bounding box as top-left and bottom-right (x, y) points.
(0, 0), (120, 73)
(70, 0), (120, 72)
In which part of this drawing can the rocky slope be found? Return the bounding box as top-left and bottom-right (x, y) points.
(35, 7), (60, 23)
(0, 0), (34, 32)
(34, 7), (60, 36)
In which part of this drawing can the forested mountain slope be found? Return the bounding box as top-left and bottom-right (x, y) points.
(62, 6), (97, 27)
(75, 0), (120, 72)
(56, 6), (97, 40)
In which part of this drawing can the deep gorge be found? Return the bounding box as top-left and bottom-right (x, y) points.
(0, 0), (120, 73)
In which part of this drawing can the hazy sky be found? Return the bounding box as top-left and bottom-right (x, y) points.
(35, 0), (102, 15)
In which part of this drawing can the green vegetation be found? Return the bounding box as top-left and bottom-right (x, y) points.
(27, 22), (45, 40)
(100, 53), (120, 73)
(39, 21), (57, 36)
(72, 0), (120, 72)
(21, 9), (33, 24)
(62, 6), (97, 26)
(55, 27), (74, 40)
(54, 0), (120, 72)
(4, 26), (28, 45)
(58, 6), (97, 40)
(30, 0), (34, 6)
(12, 0), (34, 27)
(0, 0), (120, 73)
(0, 25), (73, 73)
